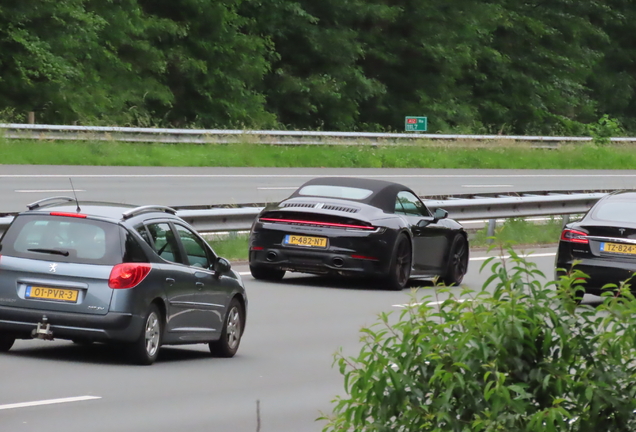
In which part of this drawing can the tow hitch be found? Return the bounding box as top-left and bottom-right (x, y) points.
(32, 315), (54, 340)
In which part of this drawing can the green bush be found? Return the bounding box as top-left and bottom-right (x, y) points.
(321, 244), (636, 431)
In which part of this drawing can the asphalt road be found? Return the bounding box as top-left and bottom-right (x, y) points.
(0, 246), (569, 432)
(1, 166), (635, 211)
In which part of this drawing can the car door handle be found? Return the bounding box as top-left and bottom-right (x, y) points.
(166, 278), (175, 286)
(196, 282), (204, 290)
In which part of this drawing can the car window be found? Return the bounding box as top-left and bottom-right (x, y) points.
(591, 201), (636, 224)
(124, 232), (149, 263)
(298, 185), (373, 200)
(1, 214), (122, 265)
(394, 191), (431, 217)
(174, 224), (211, 268)
(146, 223), (182, 264)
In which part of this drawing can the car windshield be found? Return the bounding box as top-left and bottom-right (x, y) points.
(592, 201), (636, 224)
(298, 185), (373, 200)
(1, 214), (123, 265)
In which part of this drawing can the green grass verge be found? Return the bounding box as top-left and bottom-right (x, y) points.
(206, 233), (250, 262)
(2, 137), (636, 169)
(205, 218), (564, 262)
(470, 217), (564, 248)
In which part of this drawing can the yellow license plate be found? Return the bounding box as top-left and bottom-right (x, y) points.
(601, 242), (636, 255)
(26, 286), (79, 303)
(284, 235), (327, 248)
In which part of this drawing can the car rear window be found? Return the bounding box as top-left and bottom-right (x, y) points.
(0, 214), (124, 265)
(298, 185), (373, 200)
(591, 201), (636, 224)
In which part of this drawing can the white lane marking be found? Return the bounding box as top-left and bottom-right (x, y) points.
(257, 187), (298, 190)
(470, 252), (555, 261)
(1, 173), (636, 179)
(461, 217), (556, 225)
(238, 271), (251, 276)
(461, 184), (513, 188)
(393, 298), (469, 308)
(14, 189), (86, 193)
(0, 396), (101, 411)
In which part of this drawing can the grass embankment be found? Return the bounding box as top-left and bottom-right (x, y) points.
(206, 218), (565, 262)
(1, 138), (636, 169)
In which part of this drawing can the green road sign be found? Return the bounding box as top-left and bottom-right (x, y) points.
(405, 116), (427, 132)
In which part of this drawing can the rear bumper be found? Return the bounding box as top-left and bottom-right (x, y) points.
(556, 258), (636, 293)
(250, 247), (390, 277)
(0, 305), (143, 342)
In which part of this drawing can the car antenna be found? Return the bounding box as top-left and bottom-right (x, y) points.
(69, 178), (81, 212)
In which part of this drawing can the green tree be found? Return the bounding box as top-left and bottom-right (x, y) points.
(240, 0), (382, 130)
(138, 0), (275, 128)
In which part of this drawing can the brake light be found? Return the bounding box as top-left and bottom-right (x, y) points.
(259, 217), (375, 230)
(251, 246), (264, 251)
(109, 263), (151, 289)
(50, 212), (87, 218)
(561, 229), (589, 244)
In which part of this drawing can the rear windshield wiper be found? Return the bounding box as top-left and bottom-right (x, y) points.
(27, 248), (70, 257)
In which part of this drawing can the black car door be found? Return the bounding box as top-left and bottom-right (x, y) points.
(172, 223), (229, 338)
(394, 191), (450, 273)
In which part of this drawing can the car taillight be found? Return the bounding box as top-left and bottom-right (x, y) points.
(108, 263), (151, 289)
(259, 217), (375, 230)
(560, 229), (589, 244)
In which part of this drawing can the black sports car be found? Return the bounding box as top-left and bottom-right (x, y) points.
(248, 177), (469, 290)
(556, 190), (636, 294)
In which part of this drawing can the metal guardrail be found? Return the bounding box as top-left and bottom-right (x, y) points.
(2, 123), (636, 144)
(0, 193), (606, 236)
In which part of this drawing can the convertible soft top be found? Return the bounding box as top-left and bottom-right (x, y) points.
(289, 177), (417, 213)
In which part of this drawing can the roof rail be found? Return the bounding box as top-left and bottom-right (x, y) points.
(27, 196), (75, 210)
(122, 205), (177, 220)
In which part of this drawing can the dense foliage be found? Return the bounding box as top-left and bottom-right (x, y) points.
(1, 1), (635, 134)
(321, 246), (636, 431)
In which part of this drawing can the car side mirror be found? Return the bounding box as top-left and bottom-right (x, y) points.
(433, 208), (448, 221)
(213, 257), (232, 277)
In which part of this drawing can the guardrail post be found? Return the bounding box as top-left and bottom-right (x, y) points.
(561, 215), (570, 228)
(487, 219), (497, 243)
(28, 112), (35, 124)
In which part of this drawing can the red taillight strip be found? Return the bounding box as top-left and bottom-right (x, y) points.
(50, 212), (87, 218)
(561, 229), (589, 244)
(260, 217), (375, 230)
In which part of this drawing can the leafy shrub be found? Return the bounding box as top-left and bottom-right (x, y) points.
(322, 244), (636, 431)
(589, 115), (624, 146)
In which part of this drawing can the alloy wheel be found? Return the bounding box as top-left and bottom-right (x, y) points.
(145, 311), (161, 357)
(225, 306), (242, 350)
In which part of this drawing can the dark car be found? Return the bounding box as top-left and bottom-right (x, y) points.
(556, 190), (636, 295)
(0, 197), (247, 365)
(248, 177), (469, 290)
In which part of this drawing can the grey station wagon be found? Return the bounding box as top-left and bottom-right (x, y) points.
(0, 197), (247, 365)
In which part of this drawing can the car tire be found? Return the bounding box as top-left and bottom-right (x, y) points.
(209, 298), (244, 358)
(383, 234), (412, 291)
(250, 265), (285, 281)
(127, 304), (162, 365)
(0, 335), (15, 352)
(440, 235), (469, 286)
